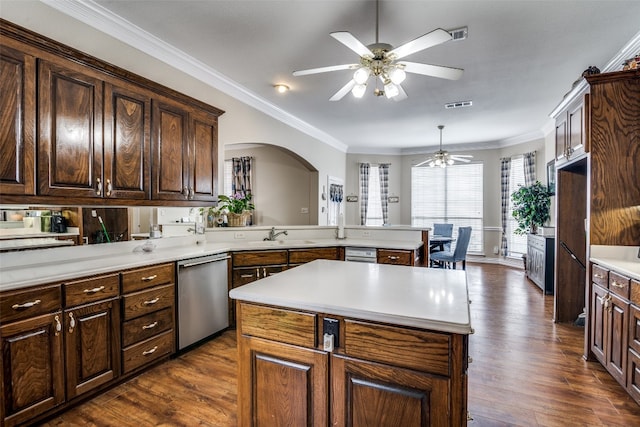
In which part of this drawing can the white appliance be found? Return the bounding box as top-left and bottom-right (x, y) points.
(344, 247), (377, 263)
(177, 253), (229, 350)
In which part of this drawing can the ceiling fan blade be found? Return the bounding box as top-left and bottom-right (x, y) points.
(451, 154), (473, 158)
(415, 158), (433, 167)
(392, 84), (408, 101)
(329, 80), (356, 101)
(330, 31), (373, 57)
(388, 28), (452, 60)
(293, 63), (358, 76)
(450, 156), (472, 163)
(402, 61), (464, 80)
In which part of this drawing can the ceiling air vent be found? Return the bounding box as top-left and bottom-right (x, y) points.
(448, 27), (468, 41)
(445, 100), (473, 109)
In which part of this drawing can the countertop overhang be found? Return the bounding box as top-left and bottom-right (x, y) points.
(590, 245), (640, 281)
(230, 259), (472, 335)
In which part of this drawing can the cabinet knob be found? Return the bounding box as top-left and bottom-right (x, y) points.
(96, 177), (102, 196)
(106, 179), (112, 197)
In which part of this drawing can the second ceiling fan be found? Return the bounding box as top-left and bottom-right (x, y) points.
(293, 0), (464, 101)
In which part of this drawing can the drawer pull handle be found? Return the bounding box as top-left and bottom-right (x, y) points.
(142, 321), (158, 330)
(141, 275), (158, 282)
(142, 346), (158, 356)
(611, 281), (626, 289)
(68, 312), (76, 334)
(388, 256), (399, 260)
(594, 273), (604, 279)
(54, 315), (62, 336)
(240, 274), (254, 278)
(144, 297), (160, 305)
(83, 285), (105, 294)
(12, 299), (41, 310)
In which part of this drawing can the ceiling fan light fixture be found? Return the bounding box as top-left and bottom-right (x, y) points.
(274, 84), (290, 93)
(384, 81), (399, 98)
(389, 67), (406, 84)
(353, 67), (370, 84)
(352, 83), (367, 98)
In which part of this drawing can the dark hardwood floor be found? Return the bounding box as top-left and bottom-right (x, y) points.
(40, 263), (640, 426)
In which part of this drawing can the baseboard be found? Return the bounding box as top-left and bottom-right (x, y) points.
(468, 255), (524, 269)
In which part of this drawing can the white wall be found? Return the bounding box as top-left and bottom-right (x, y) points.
(0, 1), (345, 225)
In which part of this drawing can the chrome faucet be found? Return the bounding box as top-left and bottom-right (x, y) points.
(264, 227), (288, 241)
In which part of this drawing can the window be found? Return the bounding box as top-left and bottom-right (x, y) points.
(362, 165), (383, 226)
(411, 163), (484, 254)
(223, 159), (233, 196)
(506, 156), (527, 257)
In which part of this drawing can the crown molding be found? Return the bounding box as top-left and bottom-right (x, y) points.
(40, 0), (348, 153)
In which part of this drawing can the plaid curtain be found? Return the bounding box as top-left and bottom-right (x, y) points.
(500, 157), (511, 257)
(378, 164), (390, 225)
(359, 163), (369, 225)
(523, 151), (536, 186)
(231, 157), (252, 197)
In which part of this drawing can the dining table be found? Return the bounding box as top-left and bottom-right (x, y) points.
(429, 235), (455, 253)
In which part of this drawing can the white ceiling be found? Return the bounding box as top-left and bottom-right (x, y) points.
(56, 1), (640, 154)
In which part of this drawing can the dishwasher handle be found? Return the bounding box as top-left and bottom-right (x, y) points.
(179, 255), (230, 268)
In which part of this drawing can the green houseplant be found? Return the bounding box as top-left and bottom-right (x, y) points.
(218, 193), (255, 226)
(511, 181), (551, 235)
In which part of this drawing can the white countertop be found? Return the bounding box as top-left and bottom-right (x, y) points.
(229, 259), (472, 335)
(590, 245), (640, 281)
(0, 236), (423, 292)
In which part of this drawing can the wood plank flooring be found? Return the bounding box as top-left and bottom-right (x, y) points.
(40, 263), (640, 426)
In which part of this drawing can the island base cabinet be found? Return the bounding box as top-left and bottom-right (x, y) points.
(237, 335), (328, 427)
(331, 354), (449, 427)
(0, 312), (65, 427)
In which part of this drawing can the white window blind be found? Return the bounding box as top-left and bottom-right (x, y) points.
(223, 159), (233, 196)
(364, 165), (383, 226)
(507, 156), (527, 257)
(411, 163), (484, 254)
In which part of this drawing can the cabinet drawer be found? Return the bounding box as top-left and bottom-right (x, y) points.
(592, 264), (609, 288)
(239, 303), (316, 348)
(610, 271), (630, 299)
(121, 263), (174, 293)
(377, 249), (412, 266)
(122, 329), (174, 373)
(289, 247), (339, 264)
(344, 319), (451, 376)
(65, 273), (119, 307)
(0, 284), (62, 324)
(233, 250), (288, 267)
(631, 279), (640, 306)
(122, 284), (174, 320)
(527, 235), (546, 251)
(122, 307), (173, 347)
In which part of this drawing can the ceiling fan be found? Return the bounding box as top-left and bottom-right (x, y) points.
(416, 125), (473, 168)
(292, 0), (464, 101)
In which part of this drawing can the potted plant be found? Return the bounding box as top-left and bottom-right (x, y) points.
(218, 193), (255, 226)
(511, 181), (551, 235)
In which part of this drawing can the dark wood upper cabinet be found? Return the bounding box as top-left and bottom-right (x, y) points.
(190, 108), (218, 201)
(37, 58), (104, 198)
(0, 42), (36, 196)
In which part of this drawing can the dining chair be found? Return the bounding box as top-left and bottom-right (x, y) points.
(433, 223), (453, 251)
(430, 226), (472, 270)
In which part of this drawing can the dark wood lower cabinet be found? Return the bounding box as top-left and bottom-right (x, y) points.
(0, 312), (65, 427)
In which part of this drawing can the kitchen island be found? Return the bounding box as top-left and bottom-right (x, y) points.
(229, 259), (472, 426)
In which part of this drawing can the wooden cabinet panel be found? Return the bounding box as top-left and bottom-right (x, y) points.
(377, 248), (413, 266)
(607, 292), (629, 387)
(37, 59), (104, 198)
(122, 329), (174, 374)
(232, 250), (288, 267)
(629, 305), (640, 356)
(289, 247), (340, 264)
(555, 119), (566, 161)
(190, 109), (218, 201)
(609, 271), (631, 300)
(239, 303), (316, 348)
(121, 263), (175, 294)
(331, 354), (449, 427)
(122, 307), (173, 348)
(65, 298), (120, 399)
(64, 273), (119, 307)
(628, 348), (640, 405)
(0, 284), (62, 324)
(103, 81), (151, 199)
(591, 284), (607, 364)
(0, 41), (35, 196)
(592, 264), (609, 288)
(122, 283), (174, 321)
(237, 335), (328, 427)
(0, 312), (64, 427)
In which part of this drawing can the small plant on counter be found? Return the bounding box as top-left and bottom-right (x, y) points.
(511, 181), (551, 235)
(217, 193), (255, 214)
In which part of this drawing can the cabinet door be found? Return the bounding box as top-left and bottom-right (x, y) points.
(331, 354), (449, 427)
(151, 99), (189, 201)
(38, 59), (104, 198)
(189, 108), (218, 201)
(0, 312), (64, 427)
(555, 117), (567, 161)
(0, 43), (36, 196)
(103, 81), (151, 199)
(568, 101), (584, 157)
(606, 293), (629, 387)
(65, 298), (120, 399)
(591, 284), (607, 364)
(237, 335), (328, 427)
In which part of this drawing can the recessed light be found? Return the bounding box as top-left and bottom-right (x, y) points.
(274, 84), (290, 93)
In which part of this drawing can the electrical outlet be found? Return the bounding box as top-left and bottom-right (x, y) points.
(234, 232), (245, 239)
(362, 230), (370, 238)
(300, 207), (309, 214)
(493, 246), (499, 255)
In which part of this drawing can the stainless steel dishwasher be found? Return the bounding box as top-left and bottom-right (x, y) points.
(177, 253), (229, 350)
